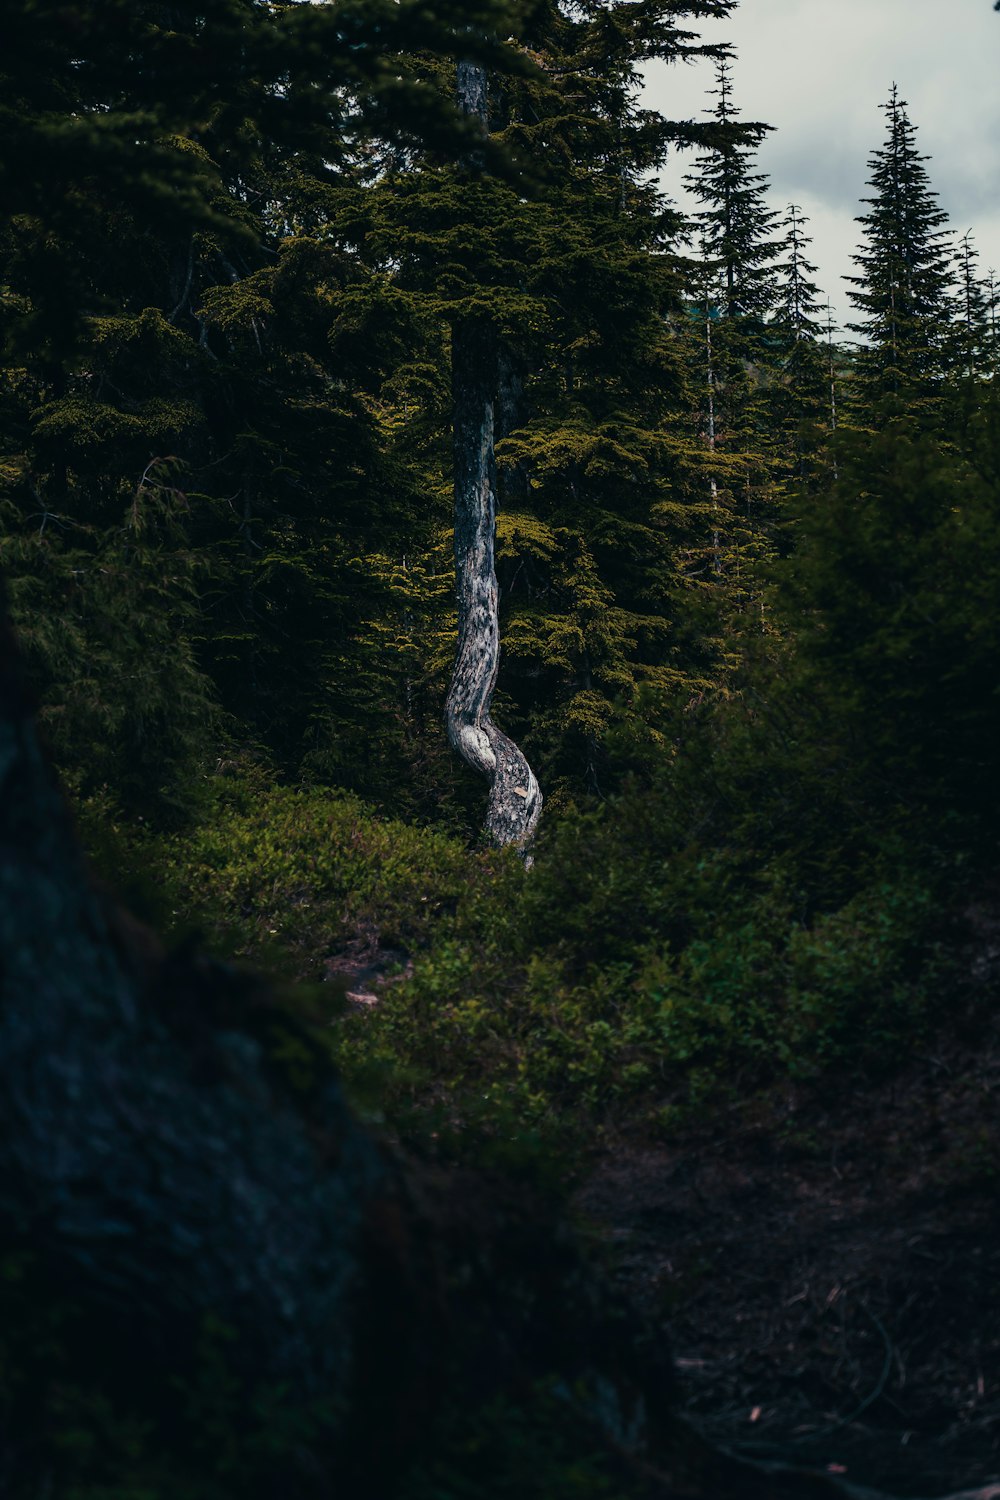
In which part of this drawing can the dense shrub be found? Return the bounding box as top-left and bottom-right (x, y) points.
(84, 762), (950, 1156)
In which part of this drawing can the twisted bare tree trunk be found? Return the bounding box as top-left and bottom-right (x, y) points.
(444, 62), (542, 857)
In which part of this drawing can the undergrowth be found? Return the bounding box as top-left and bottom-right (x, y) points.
(79, 757), (950, 1163)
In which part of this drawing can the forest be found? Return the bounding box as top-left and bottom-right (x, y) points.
(1, 0), (1000, 1496)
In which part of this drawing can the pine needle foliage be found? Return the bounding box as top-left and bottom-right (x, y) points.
(768, 207), (833, 485)
(322, 0), (747, 806)
(846, 86), (955, 422)
(683, 59), (781, 323)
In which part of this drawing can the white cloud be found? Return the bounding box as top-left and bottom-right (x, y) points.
(642, 0), (1000, 328)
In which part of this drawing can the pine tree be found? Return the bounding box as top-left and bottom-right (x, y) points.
(952, 230), (993, 380)
(845, 86), (955, 420)
(768, 206), (831, 483)
(674, 62), (785, 632)
(683, 60), (781, 323)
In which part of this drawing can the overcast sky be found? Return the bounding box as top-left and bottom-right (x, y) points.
(641, 0), (1000, 333)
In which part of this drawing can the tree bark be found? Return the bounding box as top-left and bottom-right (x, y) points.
(444, 62), (542, 857)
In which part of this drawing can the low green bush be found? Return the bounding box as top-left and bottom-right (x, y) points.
(340, 849), (942, 1142)
(79, 759), (953, 1156)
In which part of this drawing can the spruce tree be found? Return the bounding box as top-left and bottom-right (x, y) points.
(952, 230), (993, 380)
(676, 62), (784, 630)
(683, 59), (781, 323)
(845, 86), (955, 420)
(769, 206), (831, 482)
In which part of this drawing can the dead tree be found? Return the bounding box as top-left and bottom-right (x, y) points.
(444, 61), (543, 856)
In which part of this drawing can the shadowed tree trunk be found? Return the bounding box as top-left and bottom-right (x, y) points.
(0, 601), (403, 1452)
(444, 61), (542, 857)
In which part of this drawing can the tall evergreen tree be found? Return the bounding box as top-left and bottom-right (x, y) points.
(952, 230), (993, 380)
(683, 59), (781, 322)
(845, 86), (955, 419)
(676, 63), (784, 631)
(774, 205), (823, 341)
(0, 0), (521, 818)
(769, 206), (831, 482)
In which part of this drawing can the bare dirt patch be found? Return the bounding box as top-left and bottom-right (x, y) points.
(576, 1018), (1000, 1497)
(325, 943), (413, 1010)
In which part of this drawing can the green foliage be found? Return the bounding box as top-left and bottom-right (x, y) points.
(74, 765), (487, 981)
(340, 834), (943, 1142)
(399, 1388), (626, 1500)
(1, 467), (220, 815)
(778, 415), (1000, 847)
(767, 207), (835, 486)
(0, 0), (539, 828)
(683, 59), (780, 321)
(103, 757), (950, 1158)
(7, 8), (1000, 1483)
(846, 86), (955, 419)
(320, 3), (751, 806)
(6, 0), (994, 1221)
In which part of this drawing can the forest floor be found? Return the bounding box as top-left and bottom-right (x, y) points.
(324, 899), (1000, 1496)
(576, 1003), (1000, 1498)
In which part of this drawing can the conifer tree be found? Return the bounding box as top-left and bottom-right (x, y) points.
(952, 230), (993, 380)
(769, 206), (830, 481)
(774, 205), (824, 342)
(683, 60), (781, 323)
(0, 0), (522, 816)
(676, 63), (784, 629)
(845, 86), (955, 420)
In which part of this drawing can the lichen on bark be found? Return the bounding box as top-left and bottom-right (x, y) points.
(444, 61), (542, 858)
